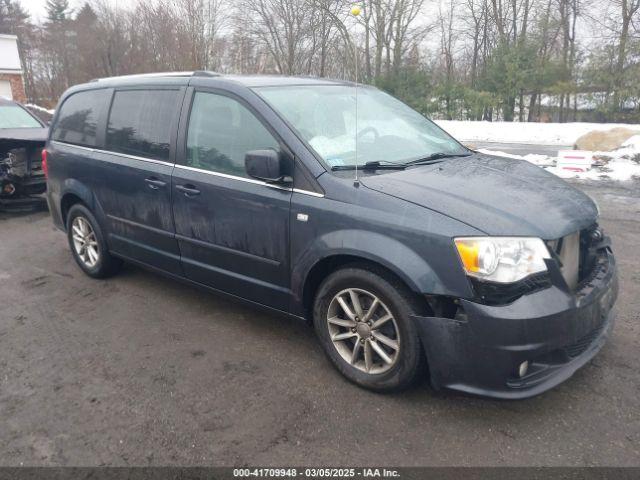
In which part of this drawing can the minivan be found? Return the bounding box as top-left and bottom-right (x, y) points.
(45, 72), (618, 398)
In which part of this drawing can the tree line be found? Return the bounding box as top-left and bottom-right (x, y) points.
(1, 0), (639, 122)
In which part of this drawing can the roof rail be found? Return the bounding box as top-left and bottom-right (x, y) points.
(192, 70), (221, 77)
(91, 71), (199, 82)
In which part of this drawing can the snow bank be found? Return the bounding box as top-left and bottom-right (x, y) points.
(477, 149), (555, 166)
(481, 138), (640, 182)
(435, 120), (640, 146)
(545, 158), (640, 182)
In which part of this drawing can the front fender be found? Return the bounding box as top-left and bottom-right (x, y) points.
(291, 228), (461, 316)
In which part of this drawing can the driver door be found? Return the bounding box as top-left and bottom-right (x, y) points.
(171, 89), (293, 311)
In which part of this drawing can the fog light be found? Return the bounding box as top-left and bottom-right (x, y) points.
(518, 361), (529, 378)
(2, 183), (15, 195)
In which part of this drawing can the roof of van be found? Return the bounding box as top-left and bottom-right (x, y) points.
(89, 71), (352, 88)
(87, 70), (351, 87)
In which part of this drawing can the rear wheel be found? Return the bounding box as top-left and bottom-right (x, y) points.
(313, 265), (425, 392)
(66, 204), (122, 278)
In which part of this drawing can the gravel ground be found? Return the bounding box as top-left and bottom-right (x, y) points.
(0, 180), (638, 467)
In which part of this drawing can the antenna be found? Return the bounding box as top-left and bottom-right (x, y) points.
(351, 3), (361, 187)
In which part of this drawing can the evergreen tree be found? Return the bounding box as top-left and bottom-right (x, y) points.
(45, 0), (72, 23)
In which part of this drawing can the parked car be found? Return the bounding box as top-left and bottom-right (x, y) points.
(0, 97), (48, 210)
(44, 72), (618, 398)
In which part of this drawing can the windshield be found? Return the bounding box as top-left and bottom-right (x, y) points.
(255, 85), (467, 168)
(0, 105), (42, 129)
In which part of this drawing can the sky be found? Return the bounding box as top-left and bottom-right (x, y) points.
(20, 0), (117, 22)
(21, 0), (82, 22)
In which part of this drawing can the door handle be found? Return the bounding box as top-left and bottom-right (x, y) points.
(175, 184), (201, 197)
(145, 177), (167, 189)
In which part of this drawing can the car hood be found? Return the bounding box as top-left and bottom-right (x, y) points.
(0, 128), (48, 143)
(359, 153), (598, 239)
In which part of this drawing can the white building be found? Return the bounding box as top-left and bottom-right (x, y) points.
(0, 34), (26, 102)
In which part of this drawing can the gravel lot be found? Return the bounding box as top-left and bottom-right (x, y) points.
(1, 180), (639, 467)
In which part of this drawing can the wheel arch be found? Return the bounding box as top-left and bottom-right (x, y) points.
(60, 193), (85, 227)
(301, 253), (434, 319)
(295, 228), (449, 319)
(59, 179), (100, 230)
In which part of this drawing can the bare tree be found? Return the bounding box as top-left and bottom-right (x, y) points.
(438, 0), (459, 119)
(239, 0), (311, 75)
(612, 0), (640, 109)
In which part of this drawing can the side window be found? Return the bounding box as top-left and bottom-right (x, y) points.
(52, 89), (109, 147)
(186, 92), (279, 178)
(106, 89), (179, 161)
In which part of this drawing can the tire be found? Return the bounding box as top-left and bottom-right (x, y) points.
(313, 264), (426, 392)
(66, 203), (122, 278)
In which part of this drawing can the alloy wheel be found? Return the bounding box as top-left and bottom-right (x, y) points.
(327, 288), (400, 374)
(71, 216), (100, 268)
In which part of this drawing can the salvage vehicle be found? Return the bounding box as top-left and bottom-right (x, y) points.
(44, 72), (618, 398)
(0, 97), (48, 209)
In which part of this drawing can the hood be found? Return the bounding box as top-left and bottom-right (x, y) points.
(0, 128), (48, 143)
(359, 153), (598, 239)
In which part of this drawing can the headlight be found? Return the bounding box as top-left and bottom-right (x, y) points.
(454, 237), (551, 283)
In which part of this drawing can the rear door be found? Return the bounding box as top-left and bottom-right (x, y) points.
(171, 88), (293, 310)
(94, 87), (184, 274)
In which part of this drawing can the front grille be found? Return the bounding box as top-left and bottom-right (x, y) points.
(578, 225), (601, 283)
(565, 323), (605, 358)
(547, 223), (602, 292)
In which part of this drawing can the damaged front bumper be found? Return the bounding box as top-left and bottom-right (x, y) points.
(0, 141), (47, 209)
(414, 248), (618, 399)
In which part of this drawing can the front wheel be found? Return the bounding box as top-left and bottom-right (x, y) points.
(313, 266), (425, 392)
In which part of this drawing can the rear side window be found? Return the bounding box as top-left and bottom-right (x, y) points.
(106, 89), (179, 161)
(52, 89), (109, 147)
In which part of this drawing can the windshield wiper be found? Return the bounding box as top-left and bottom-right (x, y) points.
(331, 160), (407, 171)
(330, 154), (471, 171)
(403, 152), (472, 167)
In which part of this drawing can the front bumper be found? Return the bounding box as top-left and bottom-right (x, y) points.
(0, 175), (47, 210)
(414, 249), (618, 399)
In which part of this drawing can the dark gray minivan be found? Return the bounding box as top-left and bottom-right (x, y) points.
(45, 72), (618, 398)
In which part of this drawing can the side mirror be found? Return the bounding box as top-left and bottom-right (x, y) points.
(244, 149), (291, 183)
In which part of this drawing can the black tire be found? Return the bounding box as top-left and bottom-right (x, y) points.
(313, 264), (426, 392)
(66, 203), (122, 278)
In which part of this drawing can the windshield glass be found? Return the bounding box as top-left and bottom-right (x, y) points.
(0, 105), (42, 129)
(255, 85), (467, 168)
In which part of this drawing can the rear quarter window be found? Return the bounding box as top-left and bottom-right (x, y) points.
(106, 89), (179, 161)
(52, 89), (109, 147)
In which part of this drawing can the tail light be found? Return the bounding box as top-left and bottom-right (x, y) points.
(41, 148), (48, 179)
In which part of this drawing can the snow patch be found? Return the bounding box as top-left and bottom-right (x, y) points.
(545, 159), (640, 182)
(437, 120), (640, 182)
(481, 145), (640, 182)
(435, 120), (640, 146)
(477, 149), (554, 166)
(621, 135), (640, 149)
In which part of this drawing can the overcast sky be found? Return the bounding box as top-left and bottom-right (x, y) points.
(21, 0), (77, 21)
(20, 0), (109, 22)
